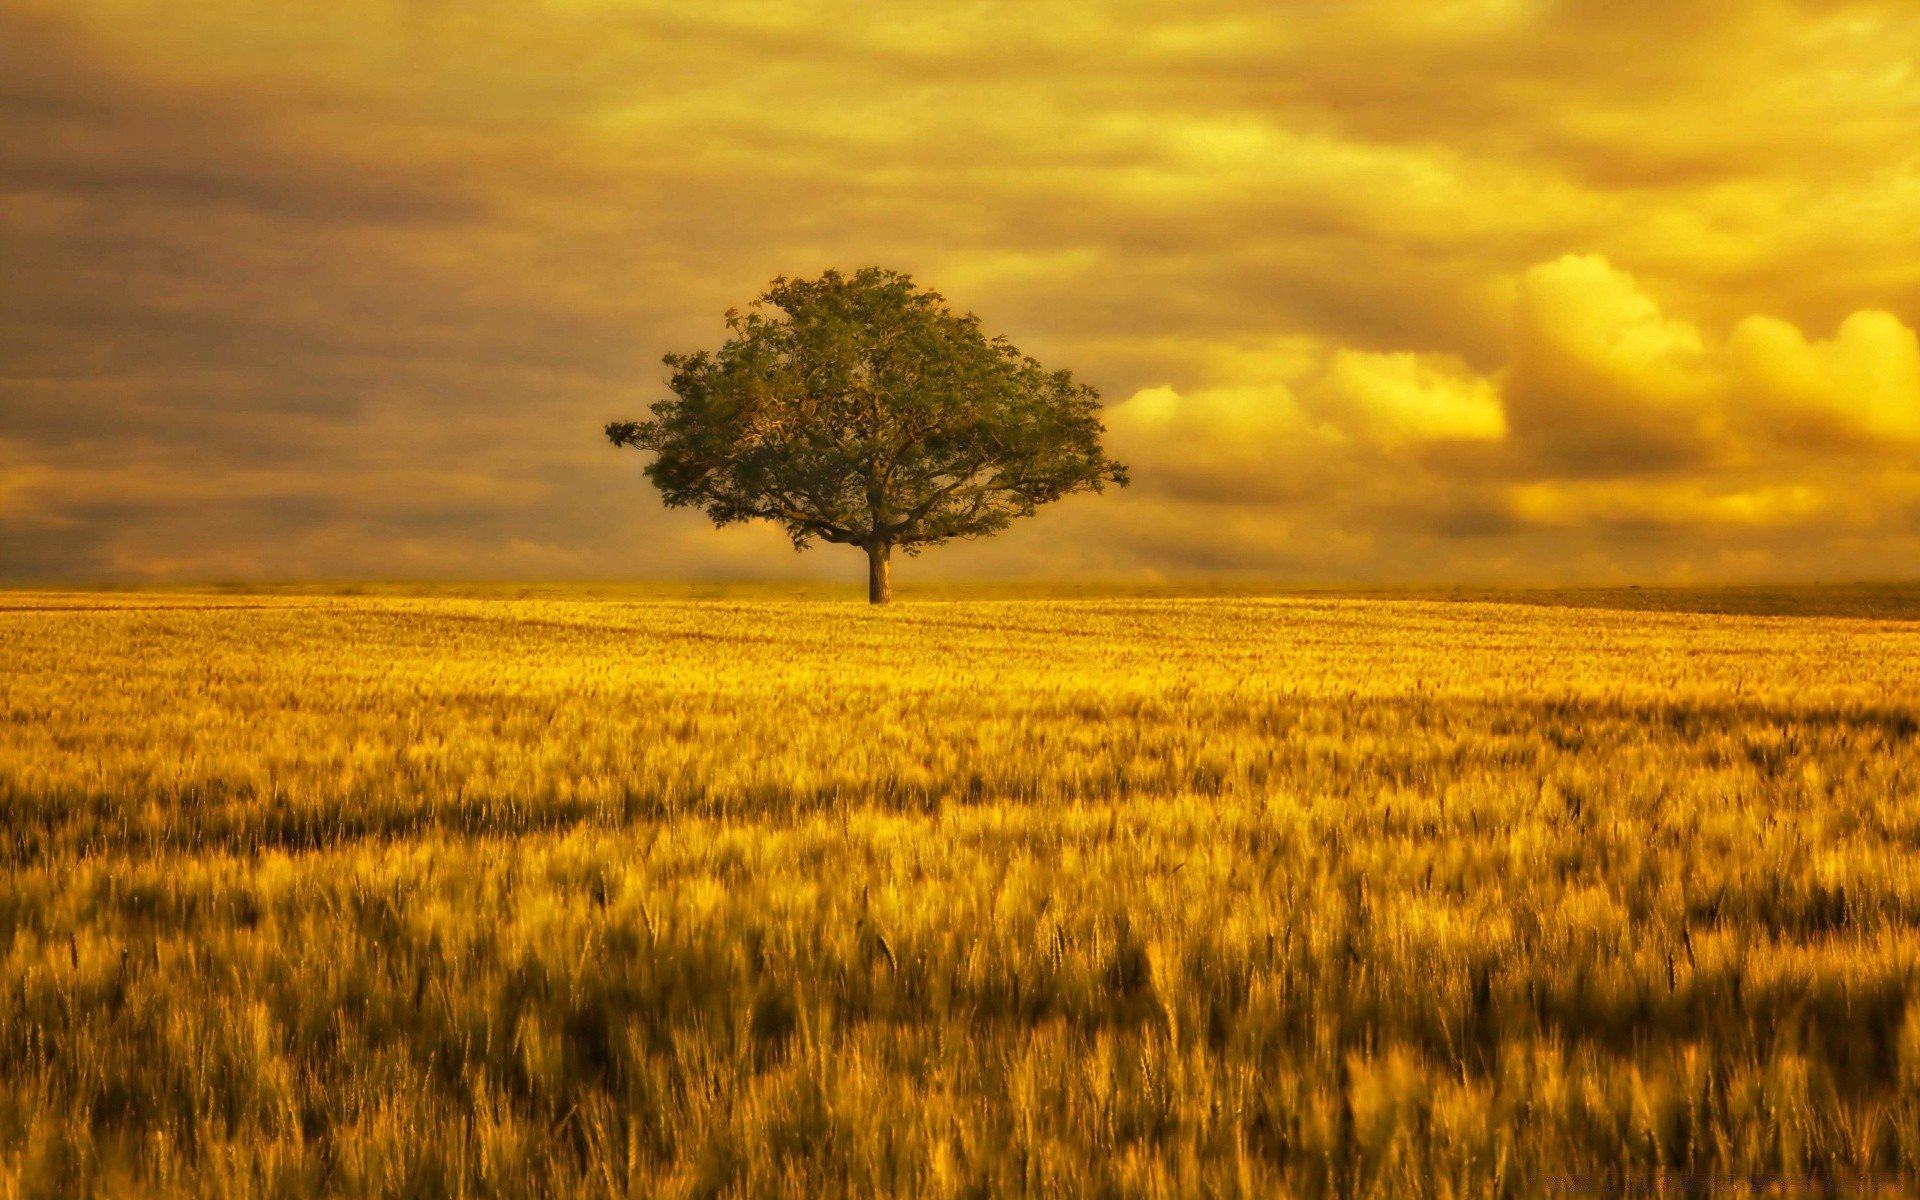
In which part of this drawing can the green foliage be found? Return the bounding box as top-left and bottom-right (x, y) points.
(607, 268), (1127, 559)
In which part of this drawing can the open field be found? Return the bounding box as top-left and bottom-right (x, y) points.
(4, 589), (1920, 1197)
(28, 578), (1920, 621)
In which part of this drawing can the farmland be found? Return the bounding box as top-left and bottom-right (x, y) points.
(3, 588), (1920, 1196)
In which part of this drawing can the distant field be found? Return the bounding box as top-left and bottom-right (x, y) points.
(27, 577), (1920, 620)
(4, 590), (1920, 1196)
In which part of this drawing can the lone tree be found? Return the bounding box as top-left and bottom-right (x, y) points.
(608, 268), (1128, 603)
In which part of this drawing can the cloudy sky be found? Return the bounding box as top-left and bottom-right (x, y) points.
(6, 0), (1920, 584)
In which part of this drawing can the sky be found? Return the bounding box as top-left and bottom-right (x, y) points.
(5, 0), (1920, 585)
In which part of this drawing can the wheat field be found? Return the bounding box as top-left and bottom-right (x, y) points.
(3, 587), (1920, 1197)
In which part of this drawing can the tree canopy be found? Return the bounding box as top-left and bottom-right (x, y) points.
(607, 268), (1128, 602)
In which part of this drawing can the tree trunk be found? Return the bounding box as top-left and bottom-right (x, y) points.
(866, 543), (892, 605)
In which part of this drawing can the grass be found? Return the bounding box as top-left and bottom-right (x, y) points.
(3, 587), (1920, 1196)
(23, 578), (1920, 620)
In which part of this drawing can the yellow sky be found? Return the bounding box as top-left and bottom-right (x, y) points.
(6, 0), (1920, 583)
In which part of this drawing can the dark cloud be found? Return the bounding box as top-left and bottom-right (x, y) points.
(0, 13), (476, 226)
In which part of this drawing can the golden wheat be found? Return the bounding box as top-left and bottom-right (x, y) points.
(3, 589), (1919, 1197)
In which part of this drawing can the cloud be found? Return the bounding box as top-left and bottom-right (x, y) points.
(1104, 341), (1505, 506)
(1494, 255), (1920, 471)
(1502, 254), (1722, 475)
(1730, 310), (1920, 447)
(4, 1), (1920, 583)
(1099, 253), (1920, 575)
(1312, 351), (1507, 447)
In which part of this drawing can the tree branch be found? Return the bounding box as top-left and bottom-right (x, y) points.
(884, 457), (990, 539)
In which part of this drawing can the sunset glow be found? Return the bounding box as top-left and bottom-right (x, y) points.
(7, 0), (1920, 582)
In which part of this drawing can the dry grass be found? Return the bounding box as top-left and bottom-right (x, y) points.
(3, 589), (1919, 1197)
